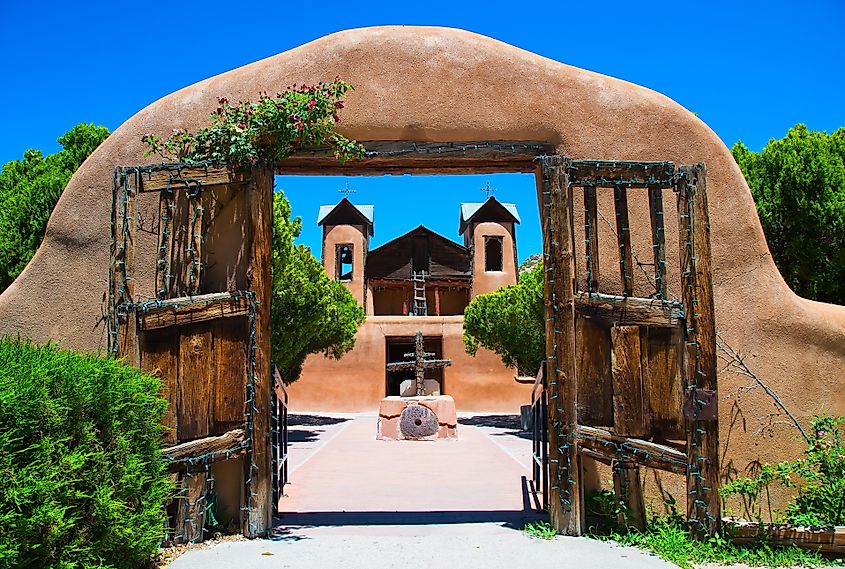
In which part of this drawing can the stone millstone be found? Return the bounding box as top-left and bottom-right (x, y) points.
(399, 403), (439, 439)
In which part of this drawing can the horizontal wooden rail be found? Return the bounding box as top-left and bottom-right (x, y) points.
(162, 428), (246, 471)
(136, 164), (248, 192)
(367, 277), (471, 289)
(138, 292), (252, 330)
(575, 292), (683, 328)
(725, 520), (845, 554)
(128, 141), (556, 184)
(568, 161), (675, 188)
(579, 447), (614, 466)
(576, 425), (687, 475)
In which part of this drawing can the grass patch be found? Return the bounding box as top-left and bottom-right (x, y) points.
(589, 515), (840, 568)
(523, 520), (557, 541)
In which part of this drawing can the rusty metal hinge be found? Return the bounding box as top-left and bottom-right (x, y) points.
(684, 388), (718, 422)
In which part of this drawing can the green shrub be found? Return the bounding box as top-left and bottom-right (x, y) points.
(722, 415), (845, 526)
(270, 190), (365, 384)
(0, 338), (171, 569)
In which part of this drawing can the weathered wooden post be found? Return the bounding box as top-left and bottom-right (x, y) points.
(111, 167), (140, 366)
(538, 155), (581, 535)
(244, 163), (274, 537)
(677, 163), (720, 537)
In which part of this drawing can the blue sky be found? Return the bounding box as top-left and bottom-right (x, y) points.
(277, 173), (542, 262)
(1, 0), (842, 259)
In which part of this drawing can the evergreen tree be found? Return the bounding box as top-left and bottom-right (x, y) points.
(0, 123), (110, 292)
(463, 262), (545, 375)
(733, 125), (845, 304)
(270, 191), (365, 383)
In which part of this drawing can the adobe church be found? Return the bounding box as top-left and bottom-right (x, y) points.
(286, 195), (535, 412)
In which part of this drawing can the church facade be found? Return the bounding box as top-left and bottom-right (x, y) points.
(287, 196), (535, 412)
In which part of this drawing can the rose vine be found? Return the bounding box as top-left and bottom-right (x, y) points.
(142, 79), (364, 165)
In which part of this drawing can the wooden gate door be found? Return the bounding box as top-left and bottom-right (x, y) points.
(538, 157), (719, 537)
(109, 163), (274, 542)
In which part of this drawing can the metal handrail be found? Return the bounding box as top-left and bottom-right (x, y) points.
(530, 360), (548, 510)
(531, 361), (545, 406)
(270, 363), (289, 510)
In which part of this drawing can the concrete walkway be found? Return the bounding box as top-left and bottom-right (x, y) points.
(170, 414), (675, 568)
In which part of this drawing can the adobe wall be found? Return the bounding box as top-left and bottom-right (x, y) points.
(287, 316), (530, 412)
(0, 26), (843, 494)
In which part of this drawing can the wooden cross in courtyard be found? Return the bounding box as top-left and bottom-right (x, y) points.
(386, 331), (452, 396)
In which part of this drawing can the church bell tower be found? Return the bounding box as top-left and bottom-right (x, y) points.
(317, 198), (374, 307)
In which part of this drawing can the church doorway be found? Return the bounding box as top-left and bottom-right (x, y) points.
(385, 335), (444, 396)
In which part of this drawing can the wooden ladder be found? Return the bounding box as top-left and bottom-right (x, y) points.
(411, 271), (427, 316)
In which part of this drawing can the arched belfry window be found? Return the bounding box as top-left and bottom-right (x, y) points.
(336, 244), (354, 281)
(484, 236), (503, 272)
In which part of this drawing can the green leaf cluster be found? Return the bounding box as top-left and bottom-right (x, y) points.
(143, 80), (364, 165)
(732, 125), (845, 304)
(0, 338), (171, 569)
(721, 415), (845, 526)
(270, 191), (365, 384)
(0, 123), (110, 292)
(462, 261), (545, 375)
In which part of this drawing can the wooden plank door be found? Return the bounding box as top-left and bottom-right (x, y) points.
(110, 163), (274, 540)
(539, 158), (719, 537)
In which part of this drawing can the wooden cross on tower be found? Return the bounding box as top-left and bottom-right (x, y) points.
(386, 331), (452, 396)
(339, 180), (356, 198)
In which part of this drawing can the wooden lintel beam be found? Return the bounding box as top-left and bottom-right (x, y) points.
(138, 292), (251, 330)
(282, 164), (540, 176)
(575, 292), (683, 327)
(279, 140), (553, 175)
(568, 161), (675, 188)
(132, 142), (552, 188)
(163, 428), (246, 469)
(576, 425), (688, 475)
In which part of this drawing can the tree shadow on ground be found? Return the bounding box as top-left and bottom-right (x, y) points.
(269, 524), (311, 541)
(288, 430), (323, 443)
(458, 414), (531, 440)
(289, 414), (351, 427)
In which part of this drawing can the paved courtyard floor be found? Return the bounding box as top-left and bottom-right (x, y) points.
(170, 413), (675, 569)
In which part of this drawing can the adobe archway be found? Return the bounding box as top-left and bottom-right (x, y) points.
(1, 26), (844, 533)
